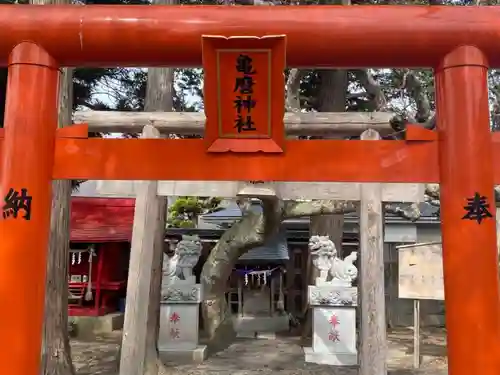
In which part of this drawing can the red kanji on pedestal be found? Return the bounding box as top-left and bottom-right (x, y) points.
(329, 314), (340, 327)
(170, 328), (180, 339)
(169, 312), (180, 324)
(328, 329), (340, 342)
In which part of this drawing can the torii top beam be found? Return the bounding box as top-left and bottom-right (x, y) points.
(0, 5), (499, 68)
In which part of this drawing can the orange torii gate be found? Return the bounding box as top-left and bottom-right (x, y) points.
(0, 4), (499, 375)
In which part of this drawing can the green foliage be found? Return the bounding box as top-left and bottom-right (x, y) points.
(108, 68), (202, 112)
(73, 68), (123, 110)
(0, 66), (119, 126)
(168, 197), (222, 228)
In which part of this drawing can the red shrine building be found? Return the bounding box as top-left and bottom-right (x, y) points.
(68, 197), (134, 316)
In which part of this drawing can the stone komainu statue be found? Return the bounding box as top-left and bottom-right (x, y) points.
(308, 235), (358, 286)
(162, 234), (202, 285)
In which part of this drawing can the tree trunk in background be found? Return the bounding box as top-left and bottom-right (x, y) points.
(311, 64), (347, 255)
(303, 0), (349, 341)
(140, 2), (174, 374)
(40, 72), (75, 375)
(33, 1), (75, 375)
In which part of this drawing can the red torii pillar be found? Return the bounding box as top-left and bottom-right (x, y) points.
(435, 46), (500, 375)
(0, 42), (59, 375)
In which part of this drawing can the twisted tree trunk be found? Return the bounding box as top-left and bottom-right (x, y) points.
(201, 198), (281, 349)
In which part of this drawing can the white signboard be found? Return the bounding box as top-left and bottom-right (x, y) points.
(397, 242), (444, 301)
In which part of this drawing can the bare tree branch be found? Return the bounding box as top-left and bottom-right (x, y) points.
(489, 71), (500, 131)
(401, 69), (432, 123)
(286, 69), (307, 112)
(423, 184), (500, 209)
(384, 202), (421, 221)
(394, 0), (438, 128)
(283, 0), (307, 113)
(282, 200), (357, 218)
(390, 69), (436, 132)
(425, 184), (440, 201)
(283, 199), (422, 221)
(353, 69), (387, 111)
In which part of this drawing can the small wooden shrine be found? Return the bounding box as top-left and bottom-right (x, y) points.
(230, 231), (290, 335)
(68, 197), (133, 316)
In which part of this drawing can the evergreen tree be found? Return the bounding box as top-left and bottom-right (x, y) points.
(168, 196), (222, 228)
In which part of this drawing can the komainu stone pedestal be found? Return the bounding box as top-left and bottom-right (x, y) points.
(304, 286), (358, 366)
(158, 282), (206, 363)
(304, 235), (358, 366)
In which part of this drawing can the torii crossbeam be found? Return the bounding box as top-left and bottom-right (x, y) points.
(0, 5), (499, 375)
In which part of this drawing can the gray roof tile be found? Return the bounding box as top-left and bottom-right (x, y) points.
(238, 231), (289, 262)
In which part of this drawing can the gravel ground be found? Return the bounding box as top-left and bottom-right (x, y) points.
(71, 328), (448, 375)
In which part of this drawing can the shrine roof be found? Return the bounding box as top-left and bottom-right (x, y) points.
(198, 203), (289, 261)
(239, 231), (289, 262)
(69, 196), (306, 244)
(70, 196), (439, 244)
(70, 197), (135, 242)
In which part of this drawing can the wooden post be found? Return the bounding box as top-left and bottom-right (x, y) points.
(237, 277), (243, 317)
(270, 275), (275, 316)
(359, 129), (387, 375)
(142, 19), (174, 372)
(286, 252), (296, 316)
(413, 299), (421, 369)
(0, 42), (59, 375)
(119, 125), (166, 375)
(435, 46), (500, 375)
